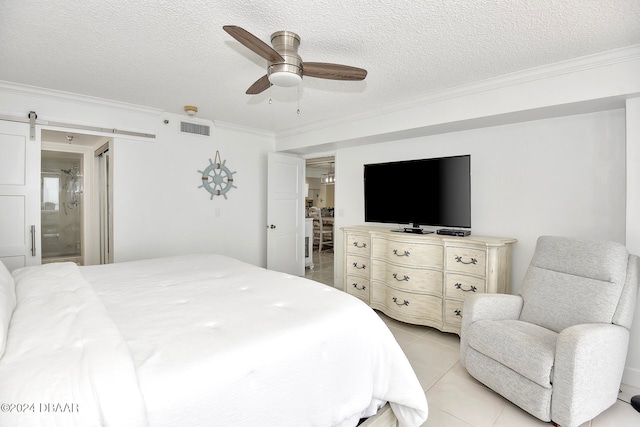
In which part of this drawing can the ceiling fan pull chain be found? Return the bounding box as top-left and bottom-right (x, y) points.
(297, 85), (301, 115)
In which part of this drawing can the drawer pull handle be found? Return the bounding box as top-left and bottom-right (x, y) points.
(455, 255), (478, 265)
(454, 309), (463, 318)
(353, 242), (367, 249)
(392, 273), (410, 282)
(352, 283), (366, 291)
(455, 283), (477, 292)
(352, 262), (366, 270)
(392, 249), (410, 257)
(392, 297), (409, 306)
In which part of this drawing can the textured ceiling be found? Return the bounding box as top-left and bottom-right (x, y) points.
(2, 0), (639, 134)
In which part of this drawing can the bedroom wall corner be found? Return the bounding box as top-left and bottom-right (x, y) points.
(623, 96), (640, 388)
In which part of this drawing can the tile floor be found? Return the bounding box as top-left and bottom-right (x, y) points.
(304, 250), (640, 427)
(304, 247), (335, 286)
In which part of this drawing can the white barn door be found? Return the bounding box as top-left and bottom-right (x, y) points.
(267, 152), (305, 276)
(0, 120), (41, 271)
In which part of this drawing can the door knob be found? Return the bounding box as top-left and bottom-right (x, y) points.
(270, 224), (277, 229)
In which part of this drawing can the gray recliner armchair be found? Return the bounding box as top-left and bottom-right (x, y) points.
(460, 236), (639, 427)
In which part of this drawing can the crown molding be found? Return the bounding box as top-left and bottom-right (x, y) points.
(276, 44), (640, 139)
(212, 119), (275, 138)
(0, 80), (164, 116)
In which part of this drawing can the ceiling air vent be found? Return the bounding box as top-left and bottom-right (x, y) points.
(180, 121), (210, 136)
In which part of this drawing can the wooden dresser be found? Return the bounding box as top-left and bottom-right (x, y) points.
(342, 226), (516, 335)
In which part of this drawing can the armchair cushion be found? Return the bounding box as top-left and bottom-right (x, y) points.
(519, 236), (629, 333)
(520, 268), (624, 333)
(467, 320), (557, 388)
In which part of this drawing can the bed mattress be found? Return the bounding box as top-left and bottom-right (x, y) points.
(0, 254), (428, 427)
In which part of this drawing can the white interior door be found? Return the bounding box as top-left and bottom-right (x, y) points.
(0, 120), (41, 271)
(267, 152), (305, 276)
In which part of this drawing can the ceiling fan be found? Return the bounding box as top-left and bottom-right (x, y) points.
(223, 25), (368, 95)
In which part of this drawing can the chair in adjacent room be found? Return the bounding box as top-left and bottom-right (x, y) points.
(309, 207), (333, 252)
(460, 235), (639, 427)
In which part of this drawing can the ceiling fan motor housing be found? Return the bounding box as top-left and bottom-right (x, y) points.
(268, 31), (303, 86)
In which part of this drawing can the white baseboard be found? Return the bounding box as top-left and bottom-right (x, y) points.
(623, 366), (640, 389)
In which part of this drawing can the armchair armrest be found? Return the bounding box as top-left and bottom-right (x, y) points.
(462, 293), (523, 324)
(552, 323), (630, 427)
(460, 293), (523, 367)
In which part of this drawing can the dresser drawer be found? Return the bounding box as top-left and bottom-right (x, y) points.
(346, 254), (370, 277)
(372, 260), (442, 295)
(372, 237), (443, 269)
(345, 233), (371, 256)
(445, 246), (486, 276)
(371, 284), (443, 323)
(342, 227), (515, 336)
(345, 274), (370, 302)
(444, 273), (486, 300)
(444, 299), (464, 328)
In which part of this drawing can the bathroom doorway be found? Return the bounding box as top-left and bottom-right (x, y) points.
(41, 130), (112, 265)
(41, 150), (83, 264)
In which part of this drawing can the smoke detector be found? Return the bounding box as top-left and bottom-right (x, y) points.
(184, 105), (198, 116)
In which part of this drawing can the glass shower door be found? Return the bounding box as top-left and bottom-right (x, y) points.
(41, 151), (83, 264)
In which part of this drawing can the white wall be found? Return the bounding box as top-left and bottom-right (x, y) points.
(333, 109), (640, 386)
(112, 113), (274, 266)
(625, 97), (640, 387)
(334, 109), (626, 294)
(0, 83), (275, 267)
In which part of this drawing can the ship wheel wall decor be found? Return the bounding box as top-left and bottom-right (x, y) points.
(197, 151), (237, 200)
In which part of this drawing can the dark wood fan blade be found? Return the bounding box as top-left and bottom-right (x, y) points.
(246, 75), (271, 94)
(303, 62), (367, 80)
(223, 25), (284, 63)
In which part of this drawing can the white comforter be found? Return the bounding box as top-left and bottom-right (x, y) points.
(0, 262), (148, 427)
(1, 254), (428, 427)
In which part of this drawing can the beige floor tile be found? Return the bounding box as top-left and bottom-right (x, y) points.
(492, 403), (553, 427)
(426, 370), (507, 427)
(422, 405), (474, 427)
(590, 399), (640, 426)
(618, 383), (640, 405)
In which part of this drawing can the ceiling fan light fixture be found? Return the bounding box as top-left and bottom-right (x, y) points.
(267, 30), (303, 88)
(268, 69), (302, 87)
(267, 57), (303, 87)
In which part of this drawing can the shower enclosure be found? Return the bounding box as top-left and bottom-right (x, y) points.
(41, 151), (83, 264)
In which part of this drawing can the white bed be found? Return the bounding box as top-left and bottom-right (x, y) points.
(0, 254), (428, 427)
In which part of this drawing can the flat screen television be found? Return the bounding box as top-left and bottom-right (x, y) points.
(364, 155), (471, 232)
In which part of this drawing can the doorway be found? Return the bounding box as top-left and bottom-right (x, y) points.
(41, 151), (83, 264)
(40, 130), (112, 265)
(304, 156), (335, 286)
